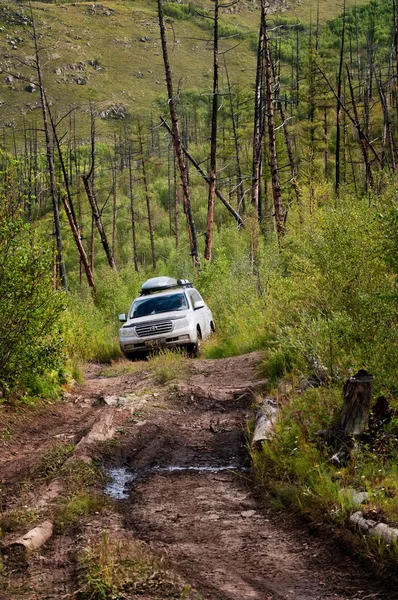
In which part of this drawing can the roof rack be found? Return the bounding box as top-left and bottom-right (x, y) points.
(139, 277), (193, 296)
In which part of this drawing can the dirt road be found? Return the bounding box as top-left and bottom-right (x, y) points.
(0, 354), (395, 599)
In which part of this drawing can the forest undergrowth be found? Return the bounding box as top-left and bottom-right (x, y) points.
(1, 0), (398, 563)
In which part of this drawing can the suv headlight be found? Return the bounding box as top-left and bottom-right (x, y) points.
(119, 327), (136, 338)
(173, 317), (190, 330)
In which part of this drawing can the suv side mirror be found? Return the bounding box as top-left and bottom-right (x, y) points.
(119, 313), (127, 322)
(193, 300), (205, 310)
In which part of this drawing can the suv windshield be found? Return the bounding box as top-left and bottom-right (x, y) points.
(131, 292), (189, 318)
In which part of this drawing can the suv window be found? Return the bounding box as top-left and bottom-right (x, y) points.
(131, 292), (188, 318)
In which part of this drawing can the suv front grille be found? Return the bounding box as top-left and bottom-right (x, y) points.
(135, 320), (173, 338)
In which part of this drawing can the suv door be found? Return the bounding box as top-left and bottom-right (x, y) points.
(189, 289), (209, 337)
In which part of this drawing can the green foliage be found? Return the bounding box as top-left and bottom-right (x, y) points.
(0, 185), (66, 397)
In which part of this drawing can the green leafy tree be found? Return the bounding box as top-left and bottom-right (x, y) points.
(0, 177), (66, 396)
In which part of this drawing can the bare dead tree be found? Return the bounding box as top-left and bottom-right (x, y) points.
(47, 105), (96, 292)
(128, 147), (139, 273)
(252, 6), (265, 215)
(393, 0), (398, 115)
(30, 6), (67, 290)
(335, 0), (346, 195)
(345, 64), (375, 193)
(263, 6), (285, 238)
(82, 111), (117, 272)
(137, 119), (156, 270)
(157, 0), (198, 266)
(204, 0), (220, 261)
(224, 62), (244, 212)
(173, 146), (179, 248)
(112, 156), (117, 262)
(374, 68), (397, 171)
(160, 117), (244, 227)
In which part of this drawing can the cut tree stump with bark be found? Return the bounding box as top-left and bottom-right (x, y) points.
(339, 370), (374, 437)
(317, 370), (375, 464)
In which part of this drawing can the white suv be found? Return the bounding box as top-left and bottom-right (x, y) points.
(119, 277), (215, 359)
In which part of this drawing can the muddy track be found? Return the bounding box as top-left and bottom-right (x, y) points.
(0, 354), (396, 599)
(108, 397), (393, 600)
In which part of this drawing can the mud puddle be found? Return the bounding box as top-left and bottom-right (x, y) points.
(104, 464), (245, 500)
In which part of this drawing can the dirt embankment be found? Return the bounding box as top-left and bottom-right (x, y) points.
(0, 353), (395, 599)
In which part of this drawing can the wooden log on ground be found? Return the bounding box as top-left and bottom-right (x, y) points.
(339, 370), (374, 437)
(350, 511), (398, 544)
(2, 520), (53, 564)
(73, 411), (116, 462)
(252, 398), (278, 448)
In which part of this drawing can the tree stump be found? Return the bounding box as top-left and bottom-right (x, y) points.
(339, 369), (374, 437)
(317, 370), (375, 464)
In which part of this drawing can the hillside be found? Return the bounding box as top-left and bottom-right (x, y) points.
(0, 0), (371, 130)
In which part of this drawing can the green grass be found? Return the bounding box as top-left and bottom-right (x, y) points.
(148, 349), (189, 384)
(38, 443), (75, 479)
(53, 459), (107, 533)
(0, 507), (38, 537)
(77, 530), (190, 599)
(98, 359), (145, 378)
(54, 491), (107, 534)
(0, 0), (373, 138)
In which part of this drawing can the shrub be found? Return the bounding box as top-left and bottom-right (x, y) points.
(0, 187), (66, 397)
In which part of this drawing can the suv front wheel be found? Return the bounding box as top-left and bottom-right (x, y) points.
(187, 329), (202, 358)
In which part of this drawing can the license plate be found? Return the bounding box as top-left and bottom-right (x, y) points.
(145, 338), (167, 347)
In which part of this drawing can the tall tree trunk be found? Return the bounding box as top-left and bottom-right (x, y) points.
(374, 69), (397, 171)
(205, 0), (219, 261)
(346, 65), (374, 193)
(47, 104), (96, 292)
(263, 8), (285, 238)
(393, 0), (398, 116)
(137, 120), (156, 270)
(160, 117), (244, 227)
(31, 8), (67, 291)
(174, 147), (179, 249)
(157, 0), (198, 266)
(335, 0), (346, 195)
(112, 161), (117, 261)
(128, 148), (139, 273)
(82, 112), (117, 272)
(252, 9), (265, 213)
(225, 63), (244, 212)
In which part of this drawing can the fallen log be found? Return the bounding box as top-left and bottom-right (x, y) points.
(73, 411), (116, 462)
(2, 520), (53, 564)
(350, 511), (398, 544)
(252, 398), (278, 448)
